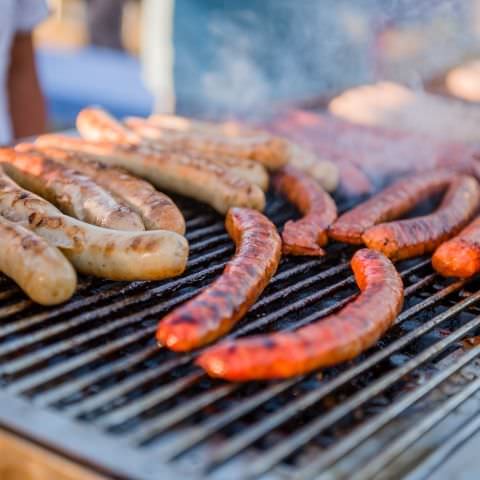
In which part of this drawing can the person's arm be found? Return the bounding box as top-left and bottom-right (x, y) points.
(7, 32), (47, 139)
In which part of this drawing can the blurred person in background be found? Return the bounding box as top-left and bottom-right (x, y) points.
(0, 0), (48, 144)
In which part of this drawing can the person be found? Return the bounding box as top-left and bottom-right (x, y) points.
(0, 0), (48, 145)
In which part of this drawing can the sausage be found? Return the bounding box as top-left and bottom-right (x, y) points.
(329, 170), (453, 244)
(77, 108), (269, 190)
(274, 165), (337, 256)
(363, 175), (480, 261)
(156, 208), (282, 351)
(76, 106), (141, 145)
(35, 135), (266, 215)
(197, 248), (403, 381)
(0, 167), (188, 281)
(148, 114), (339, 191)
(0, 148), (145, 231)
(284, 142), (339, 192)
(0, 216), (77, 305)
(432, 217), (480, 278)
(18, 144), (185, 234)
(125, 116), (288, 170)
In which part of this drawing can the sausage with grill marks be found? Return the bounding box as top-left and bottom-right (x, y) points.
(197, 249), (403, 380)
(0, 216), (77, 305)
(0, 148), (145, 231)
(432, 217), (480, 278)
(329, 170), (453, 244)
(125, 115), (288, 171)
(363, 175), (480, 261)
(148, 113), (339, 191)
(18, 144), (185, 234)
(274, 165), (337, 256)
(35, 134), (266, 214)
(0, 167), (188, 281)
(156, 208), (282, 351)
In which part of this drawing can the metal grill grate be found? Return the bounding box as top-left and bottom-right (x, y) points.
(1, 191), (480, 479)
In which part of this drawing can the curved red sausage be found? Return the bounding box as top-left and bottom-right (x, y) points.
(432, 217), (480, 278)
(329, 170), (452, 244)
(363, 175), (480, 261)
(156, 208), (282, 351)
(197, 249), (403, 381)
(274, 166), (337, 256)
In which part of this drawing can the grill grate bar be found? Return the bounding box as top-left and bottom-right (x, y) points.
(8, 329), (155, 395)
(96, 371), (204, 428)
(406, 410), (480, 480)
(159, 379), (300, 461)
(243, 306), (480, 479)
(33, 344), (160, 406)
(351, 362), (480, 480)
(202, 281), (470, 472)
(130, 384), (238, 446)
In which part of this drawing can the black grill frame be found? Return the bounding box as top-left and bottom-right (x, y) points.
(1, 189), (480, 480)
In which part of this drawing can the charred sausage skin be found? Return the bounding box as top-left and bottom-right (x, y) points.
(432, 217), (480, 277)
(363, 175), (480, 261)
(197, 249), (403, 381)
(274, 166), (337, 256)
(156, 208), (282, 351)
(329, 170), (453, 244)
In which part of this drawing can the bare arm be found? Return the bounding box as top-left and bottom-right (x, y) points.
(7, 33), (47, 140)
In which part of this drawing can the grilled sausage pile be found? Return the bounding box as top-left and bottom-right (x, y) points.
(7, 102), (480, 382)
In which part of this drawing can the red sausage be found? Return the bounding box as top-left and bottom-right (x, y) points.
(329, 170), (453, 244)
(363, 175), (480, 261)
(197, 249), (403, 381)
(432, 216), (480, 278)
(274, 166), (337, 256)
(156, 208), (282, 351)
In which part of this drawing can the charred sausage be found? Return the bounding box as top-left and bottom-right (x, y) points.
(432, 217), (480, 277)
(0, 216), (77, 305)
(0, 167), (188, 281)
(363, 175), (480, 261)
(329, 170), (453, 244)
(274, 165), (337, 256)
(197, 249), (403, 380)
(35, 134), (266, 214)
(156, 208), (282, 351)
(18, 144), (185, 234)
(0, 148), (145, 231)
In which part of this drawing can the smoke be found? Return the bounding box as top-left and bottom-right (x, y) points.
(189, 0), (474, 119)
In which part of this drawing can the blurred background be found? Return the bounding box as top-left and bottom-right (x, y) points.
(35, 0), (480, 129)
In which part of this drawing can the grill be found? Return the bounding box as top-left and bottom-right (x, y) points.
(2, 189), (480, 480)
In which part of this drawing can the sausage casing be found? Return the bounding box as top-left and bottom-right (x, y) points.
(35, 135), (266, 215)
(0, 148), (144, 231)
(363, 175), (480, 261)
(19, 144), (185, 234)
(0, 167), (188, 281)
(156, 208), (282, 351)
(0, 216), (77, 305)
(329, 170), (453, 244)
(126, 115), (288, 170)
(432, 217), (480, 277)
(197, 249), (403, 381)
(149, 113), (339, 190)
(274, 166), (337, 256)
